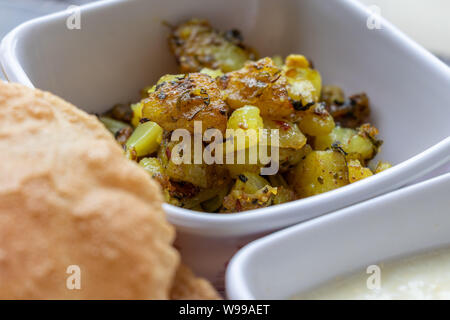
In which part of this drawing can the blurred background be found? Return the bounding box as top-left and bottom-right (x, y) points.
(0, 0), (449, 80)
(359, 0), (450, 60)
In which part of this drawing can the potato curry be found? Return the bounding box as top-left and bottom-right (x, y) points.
(99, 19), (391, 213)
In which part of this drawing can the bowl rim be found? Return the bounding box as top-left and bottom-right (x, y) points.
(225, 172), (450, 300)
(0, 0), (124, 86)
(165, 138), (450, 237)
(1, 0), (450, 237)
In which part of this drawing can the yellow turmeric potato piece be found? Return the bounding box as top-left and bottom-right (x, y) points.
(227, 105), (264, 150)
(281, 54), (334, 136)
(263, 119), (306, 150)
(165, 162), (216, 189)
(227, 105), (264, 131)
(278, 144), (313, 172)
(283, 54), (322, 107)
(225, 162), (262, 178)
(374, 161), (392, 174)
(315, 125), (381, 162)
(290, 150), (349, 198)
(297, 103), (335, 137)
(218, 58), (296, 120)
(348, 159), (373, 183)
(158, 140), (218, 189)
(142, 73), (228, 134)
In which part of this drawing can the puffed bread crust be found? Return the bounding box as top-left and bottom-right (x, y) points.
(0, 82), (179, 299)
(171, 264), (222, 300)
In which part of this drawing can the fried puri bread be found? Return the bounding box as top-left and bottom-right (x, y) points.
(170, 264), (221, 300)
(0, 81), (180, 299)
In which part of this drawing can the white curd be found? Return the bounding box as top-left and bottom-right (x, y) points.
(295, 248), (450, 300)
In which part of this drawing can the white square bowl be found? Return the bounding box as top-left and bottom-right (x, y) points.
(1, 0), (450, 288)
(226, 172), (450, 299)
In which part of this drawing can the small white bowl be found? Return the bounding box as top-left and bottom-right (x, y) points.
(226, 172), (450, 299)
(1, 0), (450, 287)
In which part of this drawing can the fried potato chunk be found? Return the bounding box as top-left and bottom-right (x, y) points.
(374, 161), (392, 173)
(290, 150), (349, 198)
(348, 159), (373, 183)
(142, 73), (228, 134)
(283, 54), (322, 107)
(315, 124), (382, 163)
(157, 139), (218, 189)
(222, 172), (277, 212)
(169, 18), (256, 73)
(263, 119), (306, 149)
(296, 104), (335, 137)
(278, 144), (313, 172)
(218, 57), (297, 120)
(279, 55), (335, 136)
